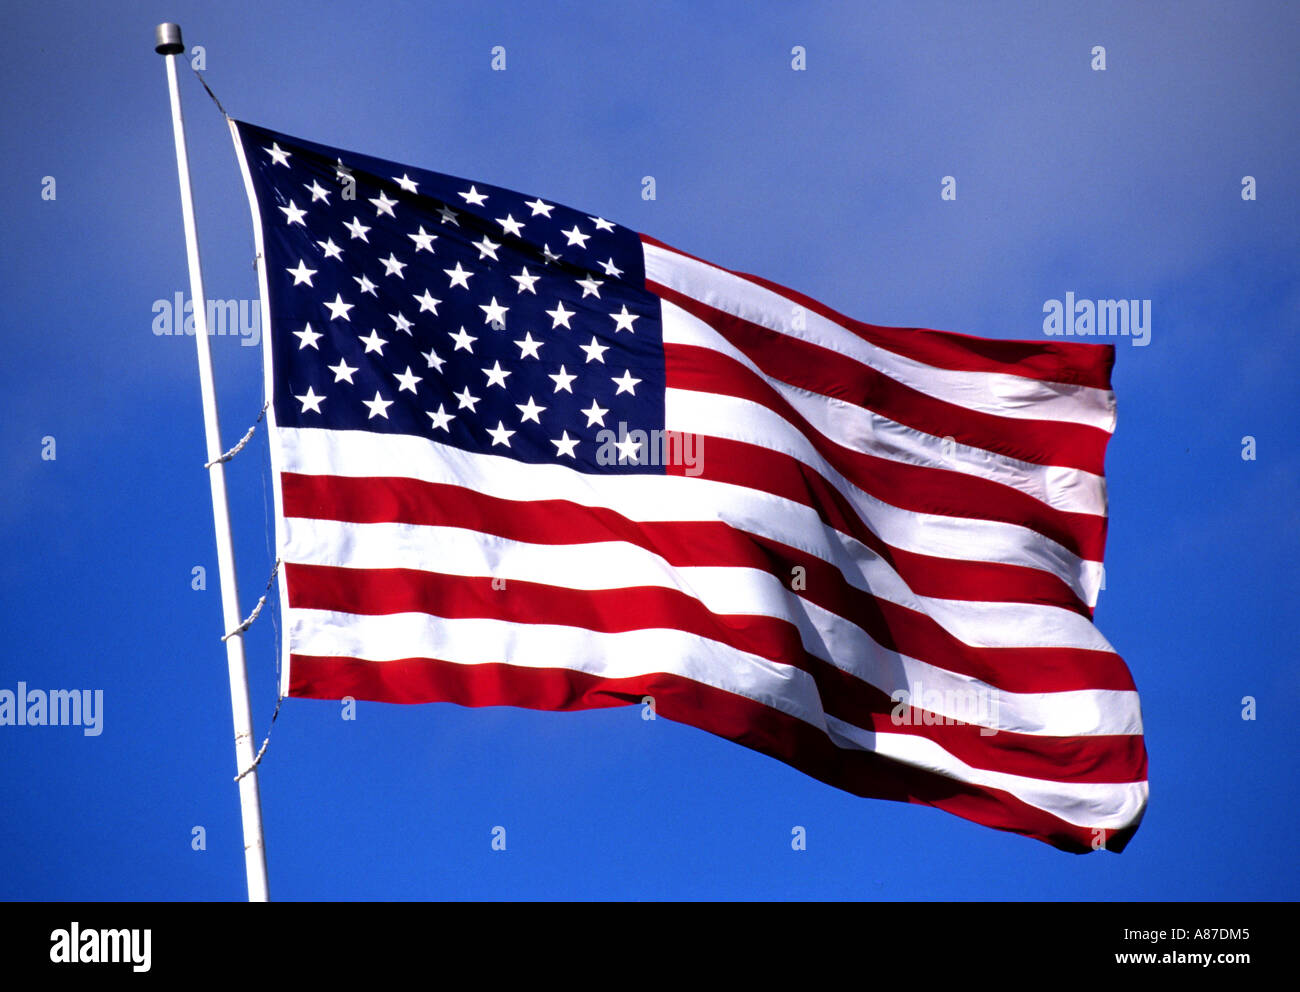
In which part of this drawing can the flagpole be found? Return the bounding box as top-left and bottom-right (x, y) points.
(154, 22), (270, 903)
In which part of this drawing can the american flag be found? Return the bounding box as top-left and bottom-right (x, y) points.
(231, 119), (1147, 853)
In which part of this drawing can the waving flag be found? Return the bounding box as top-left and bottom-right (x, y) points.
(231, 118), (1147, 853)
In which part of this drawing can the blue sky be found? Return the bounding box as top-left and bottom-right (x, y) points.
(1, 0), (1297, 900)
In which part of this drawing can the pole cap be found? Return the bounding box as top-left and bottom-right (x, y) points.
(155, 23), (184, 55)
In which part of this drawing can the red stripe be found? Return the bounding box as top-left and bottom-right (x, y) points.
(286, 562), (1146, 784)
(656, 286), (1113, 475)
(641, 233), (1117, 390)
(282, 470), (1092, 617)
(663, 441), (1128, 690)
(288, 653), (1140, 853)
(667, 341), (1108, 562)
(282, 472), (1133, 692)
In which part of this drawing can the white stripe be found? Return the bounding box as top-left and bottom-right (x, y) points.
(664, 300), (1108, 517)
(670, 386), (1107, 546)
(285, 516), (1142, 735)
(277, 426), (1105, 607)
(289, 608), (1144, 829)
(645, 241), (1118, 433)
(825, 719), (1148, 832)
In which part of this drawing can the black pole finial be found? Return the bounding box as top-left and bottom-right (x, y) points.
(155, 23), (184, 56)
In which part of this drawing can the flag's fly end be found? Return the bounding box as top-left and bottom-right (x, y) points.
(154, 22), (184, 56)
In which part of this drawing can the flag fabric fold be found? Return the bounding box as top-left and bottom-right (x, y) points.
(230, 118), (1147, 852)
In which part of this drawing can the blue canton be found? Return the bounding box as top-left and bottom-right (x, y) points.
(238, 120), (665, 473)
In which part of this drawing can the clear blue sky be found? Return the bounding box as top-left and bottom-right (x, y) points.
(2, 0), (1296, 900)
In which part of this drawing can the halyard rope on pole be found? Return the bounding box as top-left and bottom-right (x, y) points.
(205, 399), (269, 469)
(191, 64), (230, 118)
(231, 558), (284, 782)
(235, 691), (283, 783)
(222, 556), (280, 643)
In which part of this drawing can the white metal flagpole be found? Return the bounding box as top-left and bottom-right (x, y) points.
(154, 21), (270, 903)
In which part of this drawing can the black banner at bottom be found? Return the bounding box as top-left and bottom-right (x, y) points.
(3, 901), (1282, 980)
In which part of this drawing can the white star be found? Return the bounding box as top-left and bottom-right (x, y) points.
(496, 214), (524, 237)
(546, 301), (574, 329)
(448, 326), (477, 352)
(588, 216), (615, 232)
(334, 159), (353, 182)
(413, 289), (442, 314)
(551, 430), (579, 458)
(264, 143), (291, 167)
(304, 179), (330, 203)
(600, 257), (624, 278)
(408, 226), (438, 253)
(394, 173), (419, 193)
(369, 190), (399, 217)
(294, 386), (325, 413)
(486, 421), (516, 447)
(353, 273), (378, 296)
(576, 275), (603, 298)
(511, 267), (540, 294)
(427, 404), (455, 431)
(359, 329), (388, 355)
(328, 358), (358, 384)
(421, 346), (446, 373)
(480, 297), (509, 327)
(363, 391), (393, 420)
(610, 305), (640, 333)
(458, 185), (489, 206)
(612, 369), (642, 395)
(293, 323), (323, 350)
(317, 237), (343, 261)
(525, 197), (554, 217)
(279, 200), (306, 226)
(437, 204), (459, 226)
(614, 435), (642, 462)
(453, 386), (481, 412)
(324, 294), (354, 321)
(389, 311), (414, 335)
(541, 243), (562, 264)
(473, 235), (501, 261)
(562, 225), (591, 249)
(287, 260), (317, 286)
(580, 336), (609, 364)
(343, 217), (370, 241)
(580, 400), (608, 427)
(426, 343), (452, 371)
(482, 360), (511, 389)
(393, 366), (422, 394)
(514, 332), (543, 359)
(445, 262), (473, 289)
(549, 365), (576, 393)
(516, 396), (546, 424)
(380, 253), (407, 278)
